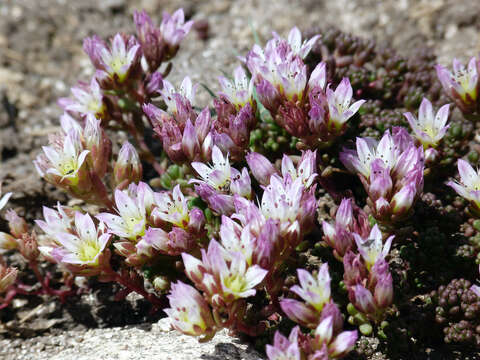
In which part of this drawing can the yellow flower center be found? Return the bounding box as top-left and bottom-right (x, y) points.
(110, 57), (127, 74)
(87, 99), (102, 113)
(77, 240), (101, 263)
(223, 274), (246, 296)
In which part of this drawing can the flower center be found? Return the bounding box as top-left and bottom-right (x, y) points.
(224, 274), (246, 295)
(110, 57), (128, 75)
(77, 240), (100, 262)
(60, 160), (76, 176)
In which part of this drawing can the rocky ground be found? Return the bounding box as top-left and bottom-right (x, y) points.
(1, 0), (480, 359)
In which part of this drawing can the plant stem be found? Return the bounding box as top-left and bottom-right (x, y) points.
(104, 268), (166, 310)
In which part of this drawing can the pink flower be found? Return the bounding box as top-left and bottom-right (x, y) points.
(353, 224), (393, 270)
(165, 281), (216, 338)
(404, 98), (450, 148)
(290, 263), (331, 312)
(84, 33), (141, 87)
(159, 9), (194, 48)
(266, 326), (301, 360)
(326, 77), (365, 131)
(51, 212), (111, 274)
(447, 159), (480, 212)
(96, 188), (147, 241)
(113, 141), (142, 186)
(436, 57), (479, 113)
(34, 129), (90, 188)
(62, 78), (106, 118)
(218, 66), (253, 108)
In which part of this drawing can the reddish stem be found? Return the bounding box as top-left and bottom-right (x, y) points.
(28, 261), (77, 303)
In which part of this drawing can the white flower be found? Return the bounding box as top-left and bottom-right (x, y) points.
(260, 175), (303, 225)
(96, 189), (146, 241)
(218, 66), (253, 107)
(436, 57), (479, 102)
(35, 203), (73, 237)
(165, 281), (215, 338)
(290, 263), (331, 312)
(285, 27), (320, 59)
(35, 129), (90, 185)
(152, 184), (190, 228)
(404, 98), (450, 148)
(66, 78), (105, 116)
(341, 132), (398, 178)
(281, 150), (317, 188)
(100, 34), (140, 81)
(191, 145), (232, 192)
(53, 212), (110, 266)
(160, 77), (196, 114)
(326, 77), (366, 129)
(218, 251), (268, 301)
(219, 216), (255, 265)
(353, 224), (394, 269)
(448, 159), (480, 208)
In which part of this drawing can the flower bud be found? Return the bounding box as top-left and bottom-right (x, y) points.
(280, 298), (319, 329)
(164, 281), (216, 338)
(0, 263), (17, 294)
(153, 275), (170, 292)
(329, 330), (358, 358)
(0, 189), (12, 211)
(145, 72), (163, 95)
(230, 168), (252, 198)
(18, 232), (39, 261)
(0, 232), (17, 252)
(424, 147), (438, 165)
(349, 285), (376, 314)
(374, 272), (393, 309)
(187, 208), (205, 234)
(5, 210), (28, 239)
(319, 302), (344, 336)
(114, 142), (142, 186)
(84, 114), (111, 177)
(391, 183), (416, 216)
(114, 241), (137, 258)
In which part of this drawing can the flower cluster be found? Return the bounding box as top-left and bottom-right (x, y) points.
(12, 9), (480, 359)
(213, 66), (257, 161)
(321, 198), (371, 261)
(145, 66), (259, 165)
(166, 149), (318, 339)
(340, 127), (424, 223)
(266, 321), (357, 360)
(34, 114), (114, 204)
(343, 225), (394, 324)
(144, 77), (213, 164)
(134, 9), (193, 70)
(246, 27), (365, 148)
(268, 264), (357, 359)
(95, 183), (205, 266)
(191, 145), (252, 215)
